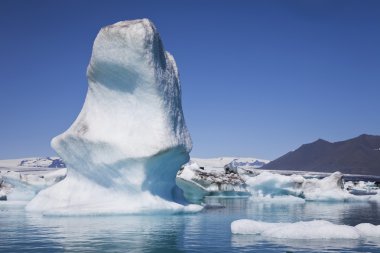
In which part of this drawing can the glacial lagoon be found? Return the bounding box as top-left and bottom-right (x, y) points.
(1, 198), (380, 252)
(1, 14), (379, 253)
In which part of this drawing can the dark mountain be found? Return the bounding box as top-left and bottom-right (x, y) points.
(262, 134), (380, 176)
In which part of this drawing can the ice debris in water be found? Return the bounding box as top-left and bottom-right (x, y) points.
(26, 19), (201, 215)
(177, 159), (380, 204)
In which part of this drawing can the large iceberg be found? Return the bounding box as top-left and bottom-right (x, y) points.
(26, 19), (201, 214)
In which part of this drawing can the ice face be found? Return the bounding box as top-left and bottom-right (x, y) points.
(26, 19), (200, 214)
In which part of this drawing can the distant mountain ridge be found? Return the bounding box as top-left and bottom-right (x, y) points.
(262, 134), (380, 176)
(19, 157), (66, 168)
(0, 157), (65, 170)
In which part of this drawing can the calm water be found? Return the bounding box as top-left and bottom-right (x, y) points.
(1, 198), (380, 252)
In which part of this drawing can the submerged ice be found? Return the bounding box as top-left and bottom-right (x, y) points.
(26, 19), (201, 214)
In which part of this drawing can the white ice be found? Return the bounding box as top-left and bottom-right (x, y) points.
(26, 19), (201, 215)
(245, 171), (380, 202)
(231, 219), (380, 239)
(246, 172), (350, 201)
(355, 223), (380, 237)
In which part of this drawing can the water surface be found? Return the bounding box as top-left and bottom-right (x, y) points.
(1, 198), (380, 252)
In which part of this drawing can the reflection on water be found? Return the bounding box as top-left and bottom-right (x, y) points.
(27, 214), (187, 252)
(231, 235), (360, 252)
(1, 198), (380, 252)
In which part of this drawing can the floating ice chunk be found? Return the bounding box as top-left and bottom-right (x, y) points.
(261, 220), (360, 239)
(231, 219), (380, 239)
(355, 223), (380, 237)
(26, 19), (200, 214)
(245, 172), (305, 197)
(345, 180), (379, 196)
(244, 171), (364, 202)
(231, 219), (279, 235)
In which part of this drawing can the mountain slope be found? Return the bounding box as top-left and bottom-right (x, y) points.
(262, 134), (380, 176)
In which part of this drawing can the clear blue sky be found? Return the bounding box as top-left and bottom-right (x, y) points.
(0, 0), (379, 160)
